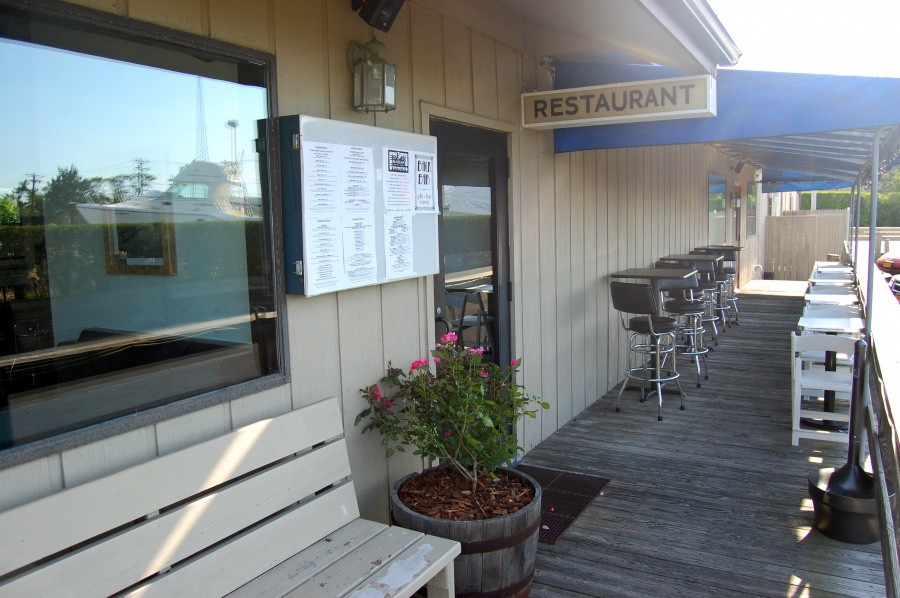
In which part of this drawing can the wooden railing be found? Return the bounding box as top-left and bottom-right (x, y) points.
(854, 227), (900, 256)
(854, 243), (900, 597)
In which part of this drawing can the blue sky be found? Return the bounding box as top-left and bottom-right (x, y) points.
(1, 38), (266, 195)
(707, 0), (900, 78)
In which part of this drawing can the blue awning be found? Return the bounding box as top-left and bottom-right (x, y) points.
(553, 63), (900, 190)
(759, 170), (855, 193)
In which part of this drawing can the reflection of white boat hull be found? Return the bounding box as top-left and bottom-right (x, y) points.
(75, 160), (261, 223)
(76, 200), (260, 223)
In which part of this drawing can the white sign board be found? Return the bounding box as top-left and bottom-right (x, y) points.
(279, 115), (439, 296)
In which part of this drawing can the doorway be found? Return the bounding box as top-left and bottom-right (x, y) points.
(430, 119), (510, 368)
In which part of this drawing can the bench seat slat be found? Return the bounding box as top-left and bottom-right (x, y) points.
(331, 534), (460, 598)
(227, 519), (387, 597)
(346, 539), (458, 598)
(0, 397), (343, 579)
(1, 439), (352, 597)
(126, 482), (360, 597)
(286, 526), (424, 597)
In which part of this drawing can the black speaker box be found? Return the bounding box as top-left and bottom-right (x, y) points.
(358, 0), (405, 32)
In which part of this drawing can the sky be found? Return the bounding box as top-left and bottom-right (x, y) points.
(706, 0), (900, 78)
(0, 38), (267, 196)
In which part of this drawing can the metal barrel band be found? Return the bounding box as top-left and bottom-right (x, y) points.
(459, 516), (541, 555)
(454, 563), (535, 598)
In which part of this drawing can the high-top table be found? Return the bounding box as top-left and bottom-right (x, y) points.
(804, 291), (859, 306)
(695, 244), (744, 254)
(813, 261), (852, 274)
(659, 253), (723, 265)
(808, 270), (855, 286)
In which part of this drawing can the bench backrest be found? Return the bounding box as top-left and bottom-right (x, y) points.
(0, 397), (357, 597)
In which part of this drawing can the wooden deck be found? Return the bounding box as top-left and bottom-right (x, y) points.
(524, 281), (885, 598)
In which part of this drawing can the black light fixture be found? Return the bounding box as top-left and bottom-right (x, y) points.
(351, 0), (406, 33)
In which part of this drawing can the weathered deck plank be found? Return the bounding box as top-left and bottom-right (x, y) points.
(526, 285), (885, 597)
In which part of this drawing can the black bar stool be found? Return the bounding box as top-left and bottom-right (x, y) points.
(657, 272), (709, 388)
(610, 281), (686, 420)
(691, 250), (731, 329)
(719, 248), (740, 324)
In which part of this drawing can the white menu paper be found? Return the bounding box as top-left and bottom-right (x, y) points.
(384, 212), (414, 279)
(414, 152), (437, 212)
(384, 148), (413, 212)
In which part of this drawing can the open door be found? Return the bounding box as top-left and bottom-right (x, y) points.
(430, 119), (510, 368)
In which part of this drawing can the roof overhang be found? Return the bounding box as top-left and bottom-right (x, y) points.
(493, 0), (739, 75)
(551, 63), (900, 190)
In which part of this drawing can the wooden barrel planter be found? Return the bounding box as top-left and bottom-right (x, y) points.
(391, 467), (541, 598)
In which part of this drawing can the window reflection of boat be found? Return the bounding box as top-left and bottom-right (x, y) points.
(75, 160), (261, 223)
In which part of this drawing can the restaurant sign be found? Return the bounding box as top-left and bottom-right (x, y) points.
(521, 74), (716, 129)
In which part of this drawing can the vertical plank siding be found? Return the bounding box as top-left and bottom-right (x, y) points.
(1, 0), (741, 521)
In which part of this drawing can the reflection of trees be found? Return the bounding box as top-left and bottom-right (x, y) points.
(0, 178), (42, 224)
(1, 160), (159, 227)
(43, 165), (105, 224)
(0, 196), (19, 224)
(106, 174), (131, 203)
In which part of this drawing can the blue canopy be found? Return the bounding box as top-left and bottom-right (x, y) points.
(553, 63), (900, 190)
(759, 170), (855, 193)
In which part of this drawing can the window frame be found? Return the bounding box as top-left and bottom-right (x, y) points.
(0, 0), (288, 468)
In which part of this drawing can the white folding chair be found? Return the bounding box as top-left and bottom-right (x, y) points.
(790, 332), (856, 446)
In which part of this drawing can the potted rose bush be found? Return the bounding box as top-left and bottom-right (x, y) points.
(356, 331), (549, 597)
(357, 330), (548, 494)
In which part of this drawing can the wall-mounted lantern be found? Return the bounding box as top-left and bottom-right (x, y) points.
(348, 38), (396, 113)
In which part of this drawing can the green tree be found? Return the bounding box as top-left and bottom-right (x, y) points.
(879, 164), (900, 194)
(105, 174), (131, 203)
(0, 194), (20, 224)
(42, 165), (104, 224)
(9, 177), (43, 220)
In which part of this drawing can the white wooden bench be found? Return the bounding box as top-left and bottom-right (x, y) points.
(0, 397), (460, 597)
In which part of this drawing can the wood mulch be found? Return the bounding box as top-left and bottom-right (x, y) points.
(397, 467), (535, 521)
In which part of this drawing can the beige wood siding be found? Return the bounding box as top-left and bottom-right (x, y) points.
(0, 0), (744, 522)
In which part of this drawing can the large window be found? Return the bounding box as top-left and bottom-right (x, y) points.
(0, 3), (278, 449)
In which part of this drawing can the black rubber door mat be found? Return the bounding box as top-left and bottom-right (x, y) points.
(514, 464), (609, 544)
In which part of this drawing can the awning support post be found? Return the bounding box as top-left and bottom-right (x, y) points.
(864, 127), (885, 341)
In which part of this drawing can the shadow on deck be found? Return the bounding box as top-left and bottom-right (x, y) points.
(523, 281), (885, 598)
